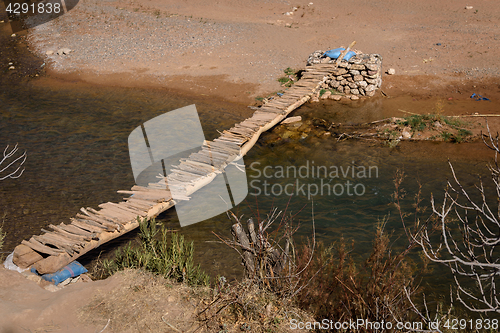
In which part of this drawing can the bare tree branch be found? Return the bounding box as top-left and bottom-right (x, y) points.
(0, 144), (27, 181)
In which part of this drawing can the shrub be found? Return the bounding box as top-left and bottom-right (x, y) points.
(103, 217), (209, 286)
(295, 217), (421, 330)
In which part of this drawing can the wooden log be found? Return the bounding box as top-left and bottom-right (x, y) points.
(336, 40), (357, 65)
(232, 222), (255, 277)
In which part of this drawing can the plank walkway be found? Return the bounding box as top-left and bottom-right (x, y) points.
(12, 63), (340, 274)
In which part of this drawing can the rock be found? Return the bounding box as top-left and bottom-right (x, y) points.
(433, 121), (443, 128)
(347, 77), (354, 83)
(330, 95), (342, 101)
(46, 50), (54, 55)
(350, 95), (360, 100)
(349, 82), (357, 89)
(56, 48), (72, 55)
(349, 70), (361, 75)
(358, 81), (368, 88)
(350, 64), (365, 70)
(44, 284), (62, 292)
(387, 68), (396, 75)
(359, 88), (366, 96)
(336, 76), (343, 81)
(11, 33), (16, 37)
(310, 97), (320, 103)
(366, 90), (376, 97)
(365, 63), (379, 71)
(465, 6), (473, 10)
(321, 91), (332, 99)
(324, 132), (331, 136)
(344, 87), (351, 95)
(330, 81), (340, 88)
(282, 116), (302, 124)
(8, 66), (15, 70)
(353, 75), (364, 82)
(340, 79), (348, 86)
(365, 84), (377, 92)
(402, 127), (412, 139)
(320, 57), (330, 63)
(365, 78), (377, 84)
(351, 89), (360, 95)
(337, 85), (344, 93)
(367, 70), (379, 76)
(336, 68), (348, 75)
(59, 277), (72, 287)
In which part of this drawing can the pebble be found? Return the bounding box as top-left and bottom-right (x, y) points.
(8, 66), (15, 70)
(387, 68), (396, 75)
(350, 95), (360, 101)
(330, 95), (342, 101)
(320, 91), (331, 99)
(402, 127), (412, 139)
(56, 48), (72, 55)
(465, 6), (473, 10)
(11, 33), (16, 37)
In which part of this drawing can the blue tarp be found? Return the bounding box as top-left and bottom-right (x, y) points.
(323, 48), (356, 61)
(31, 261), (88, 285)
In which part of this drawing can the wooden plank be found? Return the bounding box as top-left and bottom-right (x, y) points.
(98, 203), (141, 220)
(113, 202), (148, 216)
(34, 235), (76, 255)
(48, 224), (91, 242)
(71, 219), (107, 233)
(23, 238), (63, 256)
(76, 213), (120, 231)
(57, 223), (96, 238)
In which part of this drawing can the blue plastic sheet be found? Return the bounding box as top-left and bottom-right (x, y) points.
(31, 261), (88, 285)
(323, 48), (356, 61)
(470, 93), (490, 101)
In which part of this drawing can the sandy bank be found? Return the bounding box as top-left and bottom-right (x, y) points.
(11, 0), (499, 104)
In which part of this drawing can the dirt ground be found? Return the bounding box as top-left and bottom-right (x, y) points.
(1, 0), (500, 332)
(5, 0), (500, 104)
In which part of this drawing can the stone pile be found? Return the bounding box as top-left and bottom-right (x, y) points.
(307, 50), (383, 97)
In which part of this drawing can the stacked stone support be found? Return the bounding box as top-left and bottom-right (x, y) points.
(307, 50), (382, 97)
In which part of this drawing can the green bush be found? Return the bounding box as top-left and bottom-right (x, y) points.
(103, 218), (209, 286)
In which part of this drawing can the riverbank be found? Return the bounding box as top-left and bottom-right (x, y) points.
(3, 0), (500, 105)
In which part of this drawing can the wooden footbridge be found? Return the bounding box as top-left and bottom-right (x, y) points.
(12, 53), (353, 275)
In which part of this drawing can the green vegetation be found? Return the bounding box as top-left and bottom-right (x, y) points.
(103, 218), (209, 286)
(277, 67), (298, 87)
(397, 114), (467, 133)
(319, 88), (327, 96)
